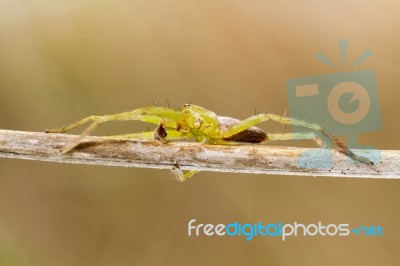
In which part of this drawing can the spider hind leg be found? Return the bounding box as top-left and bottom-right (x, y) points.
(221, 113), (373, 165)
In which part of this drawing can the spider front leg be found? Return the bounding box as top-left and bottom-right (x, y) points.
(45, 107), (185, 154)
(222, 114), (373, 165)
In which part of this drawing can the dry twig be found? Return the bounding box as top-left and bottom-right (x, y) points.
(0, 129), (399, 179)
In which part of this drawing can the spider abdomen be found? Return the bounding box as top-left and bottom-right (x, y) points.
(218, 116), (268, 143)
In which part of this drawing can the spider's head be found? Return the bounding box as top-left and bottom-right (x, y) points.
(181, 103), (203, 113)
(181, 104), (220, 137)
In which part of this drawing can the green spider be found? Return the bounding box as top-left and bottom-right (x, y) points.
(45, 104), (373, 181)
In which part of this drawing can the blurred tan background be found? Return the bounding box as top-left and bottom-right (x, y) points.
(1, 1), (400, 265)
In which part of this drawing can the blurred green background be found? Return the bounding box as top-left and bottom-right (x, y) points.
(1, 1), (400, 265)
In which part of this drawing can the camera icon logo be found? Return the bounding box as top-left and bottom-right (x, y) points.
(286, 40), (381, 168)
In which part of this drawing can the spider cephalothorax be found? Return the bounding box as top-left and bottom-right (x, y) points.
(179, 104), (267, 143)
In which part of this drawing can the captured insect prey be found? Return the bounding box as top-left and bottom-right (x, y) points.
(45, 104), (373, 181)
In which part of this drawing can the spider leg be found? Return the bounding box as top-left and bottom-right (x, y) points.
(45, 107), (183, 133)
(45, 107), (185, 154)
(171, 164), (199, 182)
(222, 114), (373, 165)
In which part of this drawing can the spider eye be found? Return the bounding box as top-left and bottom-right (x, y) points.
(183, 103), (191, 108)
